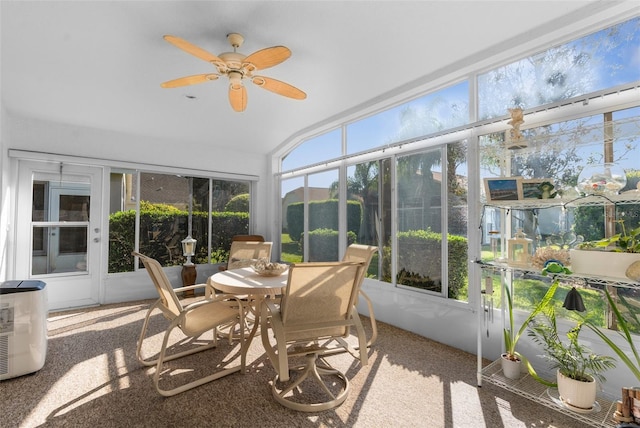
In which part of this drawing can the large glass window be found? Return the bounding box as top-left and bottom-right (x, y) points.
(108, 171), (250, 273)
(344, 160), (390, 280)
(308, 169), (339, 261)
(394, 149), (444, 294)
(445, 142), (469, 302)
(278, 16), (639, 308)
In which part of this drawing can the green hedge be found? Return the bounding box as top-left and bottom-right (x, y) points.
(301, 229), (357, 261)
(287, 199), (362, 242)
(381, 230), (468, 299)
(108, 208), (249, 273)
(225, 193), (249, 212)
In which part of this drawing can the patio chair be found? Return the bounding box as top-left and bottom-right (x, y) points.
(260, 261), (368, 412)
(133, 252), (245, 397)
(342, 244), (378, 347)
(209, 240), (273, 342)
(218, 236), (269, 271)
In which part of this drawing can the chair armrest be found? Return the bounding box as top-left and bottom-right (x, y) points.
(173, 283), (207, 293)
(263, 298), (280, 314)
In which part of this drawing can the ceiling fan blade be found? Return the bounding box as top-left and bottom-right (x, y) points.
(252, 76), (307, 100)
(163, 35), (224, 64)
(161, 74), (219, 88)
(229, 84), (248, 112)
(243, 46), (291, 71)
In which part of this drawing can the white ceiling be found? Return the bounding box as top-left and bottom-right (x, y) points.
(1, 1), (634, 157)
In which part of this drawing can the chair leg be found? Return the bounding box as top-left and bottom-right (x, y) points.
(152, 320), (242, 397)
(136, 301), (220, 367)
(136, 300), (161, 366)
(271, 353), (349, 412)
(217, 300), (255, 345)
(360, 290), (378, 347)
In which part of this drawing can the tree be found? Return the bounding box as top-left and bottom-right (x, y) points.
(330, 161), (379, 244)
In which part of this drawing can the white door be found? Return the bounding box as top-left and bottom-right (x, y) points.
(15, 161), (103, 310)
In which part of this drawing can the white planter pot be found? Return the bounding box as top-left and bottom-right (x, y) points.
(569, 249), (640, 281)
(500, 353), (522, 379)
(557, 370), (597, 410)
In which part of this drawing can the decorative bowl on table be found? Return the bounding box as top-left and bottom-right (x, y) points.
(251, 259), (288, 277)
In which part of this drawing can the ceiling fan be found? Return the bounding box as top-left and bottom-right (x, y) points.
(161, 33), (307, 112)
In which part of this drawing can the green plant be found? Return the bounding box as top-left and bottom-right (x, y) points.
(528, 305), (616, 387)
(578, 220), (640, 253)
(503, 279), (559, 362)
(583, 289), (640, 383)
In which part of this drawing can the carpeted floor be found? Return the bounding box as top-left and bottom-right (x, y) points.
(0, 299), (587, 428)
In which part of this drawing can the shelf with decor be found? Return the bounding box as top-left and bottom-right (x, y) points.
(476, 112), (640, 428)
(476, 261), (639, 290)
(482, 192), (640, 210)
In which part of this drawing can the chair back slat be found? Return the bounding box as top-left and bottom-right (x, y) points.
(280, 261), (364, 340)
(228, 241), (273, 269)
(342, 244), (377, 289)
(133, 252), (182, 317)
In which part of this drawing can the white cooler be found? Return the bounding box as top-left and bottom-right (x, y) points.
(0, 280), (48, 380)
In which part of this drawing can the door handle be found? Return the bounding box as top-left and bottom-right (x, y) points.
(93, 237), (100, 243)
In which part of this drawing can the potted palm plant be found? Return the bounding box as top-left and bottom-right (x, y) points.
(501, 279), (559, 379)
(528, 305), (616, 411)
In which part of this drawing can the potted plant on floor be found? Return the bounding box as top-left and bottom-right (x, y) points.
(501, 279), (559, 379)
(528, 305), (616, 411)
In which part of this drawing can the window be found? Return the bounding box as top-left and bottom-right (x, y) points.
(480, 108), (640, 327)
(108, 171), (251, 273)
(282, 129), (342, 172)
(281, 176), (304, 263)
(390, 145), (469, 300)
(277, 16), (639, 307)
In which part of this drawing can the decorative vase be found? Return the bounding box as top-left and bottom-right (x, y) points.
(501, 353), (522, 379)
(557, 370), (597, 411)
(570, 249), (640, 281)
(576, 163), (627, 195)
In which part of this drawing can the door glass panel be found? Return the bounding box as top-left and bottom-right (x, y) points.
(31, 178), (90, 276)
(58, 195), (90, 221)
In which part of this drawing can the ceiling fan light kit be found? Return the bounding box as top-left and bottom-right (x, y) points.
(161, 32), (306, 112)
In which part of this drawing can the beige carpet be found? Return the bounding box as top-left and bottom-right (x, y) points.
(0, 299), (586, 428)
